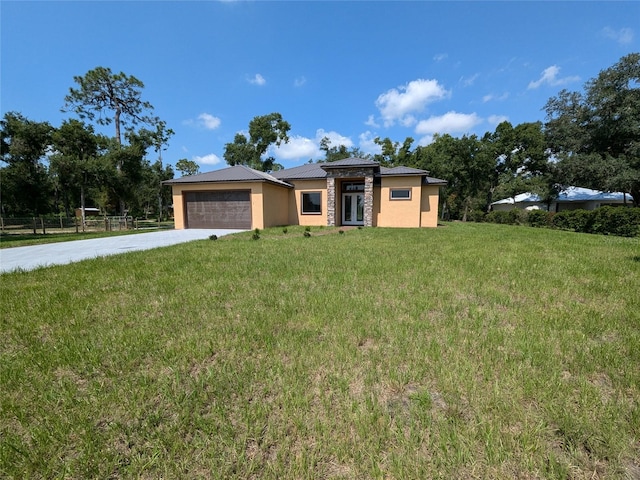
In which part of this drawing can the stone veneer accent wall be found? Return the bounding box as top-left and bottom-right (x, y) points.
(324, 167), (375, 227)
(326, 177), (336, 226)
(364, 175), (373, 227)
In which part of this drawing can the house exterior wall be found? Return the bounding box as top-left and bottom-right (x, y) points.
(420, 185), (441, 228)
(171, 175), (442, 230)
(171, 182), (266, 229)
(375, 176), (423, 227)
(261, 183), (290, 227)
(287, 179), (328, 226)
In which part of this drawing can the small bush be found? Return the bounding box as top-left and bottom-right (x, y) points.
(303, 231), (311, 237)
(590, 206), (640, 237)
(252, 228), (261, 240)
(467, 210), (486, 223)
(338, 230), (345, 235)
(282, 227), (288, 234)
(486, 211), (513, 224)
(209, 234), (218, 241)
(527, 210), (552, 228)
(551, 210), (593, 233)
(304, 226), (311, 232)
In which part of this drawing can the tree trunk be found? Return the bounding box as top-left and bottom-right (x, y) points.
(80, 184), (86, 225)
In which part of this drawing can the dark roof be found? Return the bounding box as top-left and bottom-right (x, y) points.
(425, 176), (448, 186)
(379, 166), (428, 176)
(271, 162), (326, 180)
(320, 157), (380, 169)
(165, 159), (447, 186)
(164, 165), (293, 188)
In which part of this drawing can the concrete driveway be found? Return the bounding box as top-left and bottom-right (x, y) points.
(0, 229), (244, 273)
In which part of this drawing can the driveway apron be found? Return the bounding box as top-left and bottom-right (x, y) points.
(0, 229), (244, 273)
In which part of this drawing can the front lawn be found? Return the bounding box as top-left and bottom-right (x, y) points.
(1, 223), (639, 478)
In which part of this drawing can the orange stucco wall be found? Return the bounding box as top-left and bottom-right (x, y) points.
(420, 185), (440, 228)
(261, 182), (290, 227)
(171, 177), (441, 229)
(287, 180), (328, 226)
(374, 176), (424, 227)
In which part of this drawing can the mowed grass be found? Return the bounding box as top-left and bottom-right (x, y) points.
(1, 223), (639, 479)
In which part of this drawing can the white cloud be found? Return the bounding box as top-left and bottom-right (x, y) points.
(488, 115), (509, 126)
(433, 53), (448, 62)
(315, 129), (354, 149)
(461, 73), (479, 87)
(375, 78), (449, 127)
(248, 73), (266, 86)
(197, 113), (221, 130)
(602, 26), (634, 45)
(528, 65), (580, 89)
(483, 92), (509, 103)
(365, 115), (380, 128)
(358, 131), (382, 155)
(272, 135), (319, 160)
(294, 76), (307, 87)
(270, 129), (355, 161)
(193, 153), (222, 165)
(415, 111), (482, 135)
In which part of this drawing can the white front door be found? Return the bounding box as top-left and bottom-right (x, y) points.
(342, 193), (364, 225)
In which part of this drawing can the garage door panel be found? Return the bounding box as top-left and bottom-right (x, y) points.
(184, 190), (251, 229)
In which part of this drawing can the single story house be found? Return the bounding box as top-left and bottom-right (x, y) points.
(164, 157), (447, 230)
(491, 186), (633, 212)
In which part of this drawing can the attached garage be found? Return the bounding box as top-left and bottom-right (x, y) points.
(184, 190), (251, 229)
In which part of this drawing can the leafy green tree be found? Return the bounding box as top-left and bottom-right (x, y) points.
(175, 158), (200, 176)
(319, 136), (371, 162)
(50, 119), (106, 220)
(224, 113), (290, 171)
(373, 136), (415, 167)
(544, 53), (640, 206)
(481, 121), (552, 208)
(62, 67), (155, 146)
(143, 120), (174, 220)
(0, 112), (54, 216)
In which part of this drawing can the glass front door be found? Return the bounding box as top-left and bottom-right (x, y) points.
(342, 193), (364, 225)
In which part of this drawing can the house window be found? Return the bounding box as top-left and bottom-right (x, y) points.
(301, 192), (322, 214)
(390, 188), (411, 200)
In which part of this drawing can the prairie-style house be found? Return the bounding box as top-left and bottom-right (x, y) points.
(165, 157), (446, 230)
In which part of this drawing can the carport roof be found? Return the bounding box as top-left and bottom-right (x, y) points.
(164, 165), (293, 188)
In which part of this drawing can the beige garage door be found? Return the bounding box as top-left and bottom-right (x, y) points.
(184, 190), (252, 229)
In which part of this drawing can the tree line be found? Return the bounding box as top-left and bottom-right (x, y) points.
(2, 54), (639, 221)
(1, 67), (175, 220)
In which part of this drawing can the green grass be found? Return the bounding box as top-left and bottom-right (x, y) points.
(1, 223), (639, 478)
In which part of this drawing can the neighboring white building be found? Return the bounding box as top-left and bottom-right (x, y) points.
(491, 187), (633, 212)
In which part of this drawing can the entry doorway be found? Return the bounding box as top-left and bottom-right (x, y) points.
(342, 192), (364, 225)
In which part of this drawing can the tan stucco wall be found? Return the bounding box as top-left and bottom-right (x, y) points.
(171, 182), (266, 230)
(287, 180), (328, 226)
(375, 177), (423, 227)
(261, 182), (290, 227)
(420, 185), (441, 228)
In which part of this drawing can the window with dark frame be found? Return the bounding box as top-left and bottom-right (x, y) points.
(390, 188), (411, 200)
(301, 192), (322, 214)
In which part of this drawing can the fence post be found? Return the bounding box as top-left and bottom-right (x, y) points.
(41, 217), (46, 234)
(33, 217), (37, 235)
(60, 216), (63, 230)
(105, 217), (109, 232)
(1, 216), (4, 232)
(75, 217), (79, 233)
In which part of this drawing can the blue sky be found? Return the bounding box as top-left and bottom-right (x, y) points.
(2, 1), (638, 174)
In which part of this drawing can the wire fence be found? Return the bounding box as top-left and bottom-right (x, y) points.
(0, 217), (168, 235)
